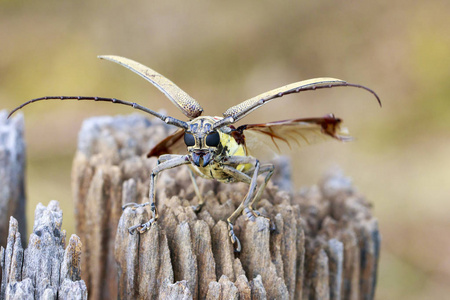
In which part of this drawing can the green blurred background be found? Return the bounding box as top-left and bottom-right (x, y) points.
(1, 0), (449, 298)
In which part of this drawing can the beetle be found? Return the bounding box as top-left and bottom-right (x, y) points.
(9, 55), (381, 252)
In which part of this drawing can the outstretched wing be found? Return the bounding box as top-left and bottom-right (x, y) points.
(236, 114), (351, 160)
(99, 55), (203, 119)
(221, 78), (380, 125)
(147, 128), (186, 157)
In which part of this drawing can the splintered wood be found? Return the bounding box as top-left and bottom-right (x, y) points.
(0, 201), (87, 299)
(72, 114), (380, 300)
(0, 110), (26, 248)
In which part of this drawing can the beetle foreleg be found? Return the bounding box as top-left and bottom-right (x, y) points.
(122, 154), (179, 211)
(127, 155), (190, 234)
(157, 154), (180, 163)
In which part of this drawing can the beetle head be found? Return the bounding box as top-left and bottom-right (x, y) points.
(184, 117), (222, 167)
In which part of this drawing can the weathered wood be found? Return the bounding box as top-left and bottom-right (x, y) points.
(0, 201), (87, 299)
(0, 110), (26, 248)
(72, 115), (168, 299)
(72, 114), (380, 299)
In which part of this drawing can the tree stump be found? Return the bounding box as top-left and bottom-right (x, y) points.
(0, 201), (87, 299)
(0, 110), (26, 248)
(72, 114), (380, 299)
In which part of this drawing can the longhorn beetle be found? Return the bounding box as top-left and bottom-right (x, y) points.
(9, 55), (381, 252)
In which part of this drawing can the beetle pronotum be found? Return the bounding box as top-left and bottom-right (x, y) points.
(9, 55), (380, 252)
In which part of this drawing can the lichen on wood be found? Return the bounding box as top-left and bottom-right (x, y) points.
(72, 114), (380, 299)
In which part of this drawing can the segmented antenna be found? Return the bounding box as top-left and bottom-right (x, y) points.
(213, 82), (381, 129)
(280, 83), (382, 107)
(8, 96), (189, 129)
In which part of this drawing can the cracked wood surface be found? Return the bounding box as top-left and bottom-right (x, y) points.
(72, 114), (380, 299)
(0, 201), (87, 299)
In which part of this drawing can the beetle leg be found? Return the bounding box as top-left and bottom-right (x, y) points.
(223, 159), (274, 222)
(222, 162), (256, 224)
(122, 154), (181, 211)
(127, 155), (190, 234)
(157, 154), (180, 163)
(188, 167), (205, 212)
(248, 163), (274, 216)
(221, 165), (252, 249)
(227, 222), (241, 253)
(222, 156), (261, 252)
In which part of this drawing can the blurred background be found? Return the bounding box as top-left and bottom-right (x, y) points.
(1, 0), (449, 298)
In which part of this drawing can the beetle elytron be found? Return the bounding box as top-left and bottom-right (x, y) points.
(9, 55), (380, 251)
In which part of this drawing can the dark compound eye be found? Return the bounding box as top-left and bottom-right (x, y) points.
(205, 131), (220, 147)
(184, 132), (195, 147)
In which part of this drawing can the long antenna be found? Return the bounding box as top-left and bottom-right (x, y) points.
(8, 96), (189, 129)
(279, 83), (382, 106)
(214, 81), (381, 129)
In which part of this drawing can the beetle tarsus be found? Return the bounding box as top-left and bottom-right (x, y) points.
(244, 206), (272, 224)
(127, 218), (156, 234)
(124, 201), (158, 234)
(244, 207), (257, 221)
(191, 202), (204, 213)
(249, 206), (270, 220)
(227, 222), (242, 252)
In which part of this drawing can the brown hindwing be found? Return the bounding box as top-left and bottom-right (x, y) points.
(236, 114), (351, 159)
(147, 128), (185, 157)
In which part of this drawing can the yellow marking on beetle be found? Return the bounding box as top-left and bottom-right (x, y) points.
(218, 131), (252, 172)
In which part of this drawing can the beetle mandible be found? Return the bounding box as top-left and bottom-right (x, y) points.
(9, 55), (381, 252)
